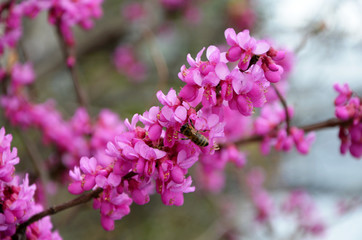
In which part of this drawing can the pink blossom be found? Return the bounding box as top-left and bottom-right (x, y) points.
(26, 205), (62, 240)
(11, 63), (35, 88)
(113, 45), (147, 82)
(245, 169), (274, 223)
(0, 127), (19, 183)
(122, 3), (146, 22)
(334, 83), (362, 158)
(282, 190), (326, 236)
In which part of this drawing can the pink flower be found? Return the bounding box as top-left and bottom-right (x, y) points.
(0, 127), (19, 183)
(122, 3), (146, 22)
(333, 83), (362, 158)
(245, 169), (274, 223)
(282, 190), (326, 236)
(95, 188), (132, 231)
(113, 45), (147, 82)
(11, 63), (35, 88)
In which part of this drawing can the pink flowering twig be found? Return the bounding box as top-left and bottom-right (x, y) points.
(13, 188), (103, 239)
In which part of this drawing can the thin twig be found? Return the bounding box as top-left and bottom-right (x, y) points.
(16, 130), (42, 180)
(55, 22), (87, 108)
(271, 83), (290, 134)
(143, 27), (169, 93)
(12, 188), (103, 240)
(294, 21), (326, 54)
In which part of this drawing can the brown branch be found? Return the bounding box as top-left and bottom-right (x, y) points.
(271, 83), (290, 134)
(299, 118), (352, 132)
(231, 118), (352, 147)
(55, 22), (87, 108)
(12, 188), (103, 240)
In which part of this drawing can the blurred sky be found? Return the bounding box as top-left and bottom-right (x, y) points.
(255, 0), (362, 239)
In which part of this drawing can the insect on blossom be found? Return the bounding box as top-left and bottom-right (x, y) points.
(180, 120), (209, 147)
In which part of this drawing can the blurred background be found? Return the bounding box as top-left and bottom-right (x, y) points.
(4, 0), (362, 239)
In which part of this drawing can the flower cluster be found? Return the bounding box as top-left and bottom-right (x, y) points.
(68, 28), (289, 230)
(224, 28), (285, 83)
(159, 0), (201, 23)
(48, 0), (104, 46)
(0, 0), (50, 56)
(0, 127), (60, 239)
(122, 3), (146, 22)
(245, 168), (274, 223)
(254, 103), (316, 155)
(0, 127), (19, 183)
(113, 46), (147, 82)
(196, 106), (249, 192)
(226, 0), (256, 30)
(334, 83), (362, 158)
(282, 190), (325, 236)
(245, 169), (325, 237)
(1, 62), (126, 181)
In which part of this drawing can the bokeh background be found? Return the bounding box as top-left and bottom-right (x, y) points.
(4, 0), (362, 239)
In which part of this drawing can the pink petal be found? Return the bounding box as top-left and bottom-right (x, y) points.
(253, 40), (270, 55)
(215, 62), (230, 80)
(206, 45), (220, 64)
(171, 166), (185, 184)
(68, 182), (84, 195)
(236, 29), (251, 48)
(174, 106), (187, 123)
(148, 124), (162, 141)
(224, 28), (237, 46)
(101, 216), (115, 231)
(179, 84), (199, 102)
(108, 173), (122, 187)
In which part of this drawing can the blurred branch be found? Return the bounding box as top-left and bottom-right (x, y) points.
(230, 118), (351, 147)
(17, 130), (44, 180)
(271, 83), (290, 134)
(55, 22), (87, 108)
(294, 21), (326, 54)
(143, 27), (169, 92)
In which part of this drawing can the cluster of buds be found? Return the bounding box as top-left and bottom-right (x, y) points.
(254, 103), (316, 155)
(0, 127), (60, 239)
(282, 190), (326, 236)
(48, 0), (104, 46)
(334, 83), (362, 158)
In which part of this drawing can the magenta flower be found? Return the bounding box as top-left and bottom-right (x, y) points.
(282, 190), (325, 236)
(161, 176), (195, 206)
(245, 169), (274, 223)
(333, 83), (362, 158)
(122, 3), (146, 22)
(113, 45), (147, 82)
(94, 188), (132, 231)
(11, 63), (35, 88)
(224, 28), (270, 69)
